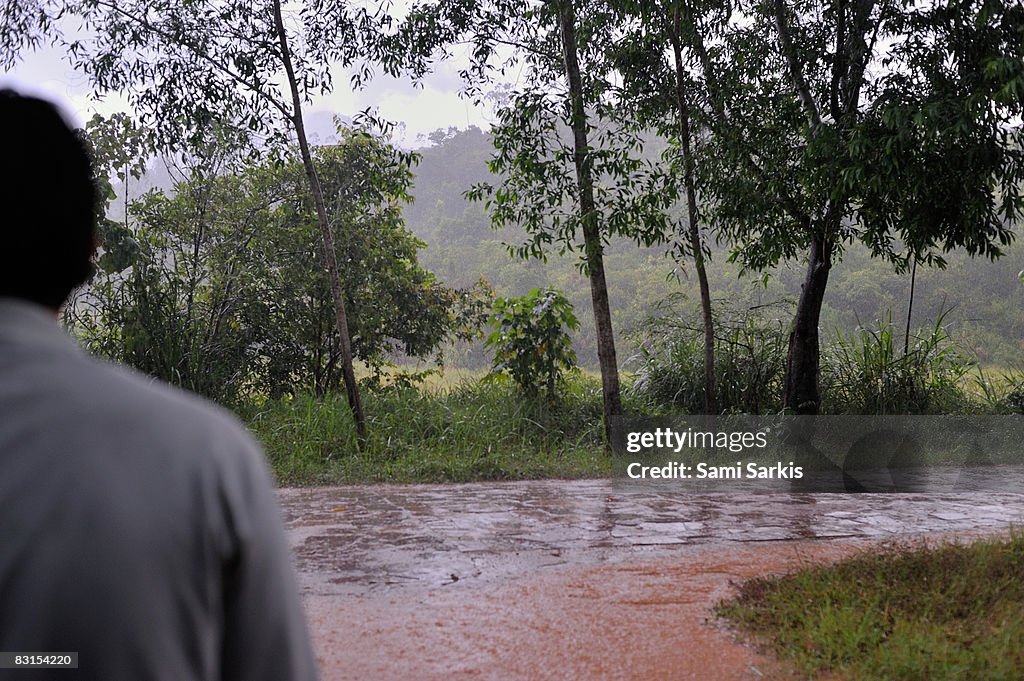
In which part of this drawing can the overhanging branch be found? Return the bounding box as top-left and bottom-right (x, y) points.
(89, 0), (293, 121)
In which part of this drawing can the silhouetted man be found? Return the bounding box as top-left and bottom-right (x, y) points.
(0, 90), (319, 680)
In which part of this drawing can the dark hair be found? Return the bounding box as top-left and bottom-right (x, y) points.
(0, 89), (98, 309)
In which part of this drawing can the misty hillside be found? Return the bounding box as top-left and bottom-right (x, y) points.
(403, 127), (1024, 369)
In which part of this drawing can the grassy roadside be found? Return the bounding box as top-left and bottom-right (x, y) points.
(715, 535), (1024, 681)
(238, 374), (611, 485)
(235, 350), (1024, 486)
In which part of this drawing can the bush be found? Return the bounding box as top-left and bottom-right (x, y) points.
(485, 288), (580, 400)
(66, 220), (253, 405)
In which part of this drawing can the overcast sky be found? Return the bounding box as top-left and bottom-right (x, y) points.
(0, 26), (506, 148)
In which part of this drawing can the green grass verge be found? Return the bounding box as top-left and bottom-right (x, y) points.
(239, 374), (611, 485)
(716, 535), (1024, 681)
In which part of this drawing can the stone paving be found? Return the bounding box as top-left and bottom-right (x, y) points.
(279, 476), (1024, 596)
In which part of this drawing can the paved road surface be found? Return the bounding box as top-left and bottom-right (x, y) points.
(280, 480), (1024, 680)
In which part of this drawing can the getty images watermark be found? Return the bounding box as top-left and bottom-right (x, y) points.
(611, 415), (1024, 493)
(623, 427), (803, 480)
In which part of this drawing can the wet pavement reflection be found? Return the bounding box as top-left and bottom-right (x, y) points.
(280, 479), (1024, 597)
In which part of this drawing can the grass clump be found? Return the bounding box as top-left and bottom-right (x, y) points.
(973, 368), (1024, 415)
(629, 303), (1023, 415)
(716, 535), (1024, 680)
(239, 373), (610, 485)
(628, 302), (789, 414)
(822, 312), (977, 415)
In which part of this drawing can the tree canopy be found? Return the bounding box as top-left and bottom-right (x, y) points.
(71, 125), (489, 402)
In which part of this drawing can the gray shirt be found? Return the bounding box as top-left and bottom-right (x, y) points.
(0, 298), (319, 681)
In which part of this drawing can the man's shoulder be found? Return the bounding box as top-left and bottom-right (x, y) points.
(30, 349), (277, 523)
(0, 299), (264, 474)
(102, 359), (242, 422)
(80, 356), (259, 456)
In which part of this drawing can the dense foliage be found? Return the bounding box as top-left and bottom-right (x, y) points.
(69, 127), (489, 403)
(70, 114), (1024, 417)
(7, 0), (1018, 424)
(407, 127), (1023, 373)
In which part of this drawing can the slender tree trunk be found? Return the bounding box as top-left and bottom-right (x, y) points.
(670, 14), (717, 415)
(903, 255), (917, 357)
(784, 236), (832, 413)
(273, 0), (366, 444)
(557, 0), (623, 445)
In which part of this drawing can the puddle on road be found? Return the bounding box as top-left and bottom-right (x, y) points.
(280, 480), (1024, 597)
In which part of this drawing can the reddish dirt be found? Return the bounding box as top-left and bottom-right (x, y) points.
(304, 539), (871, 681)
(283, 481), (1024, 680)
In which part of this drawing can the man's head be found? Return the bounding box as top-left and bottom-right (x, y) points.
(0, 89), (97, 309)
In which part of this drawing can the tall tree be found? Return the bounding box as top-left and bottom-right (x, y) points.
(444, 0), (675, 442)
(610, 0), (721, 414)
(558, 0), (623, 441)
(4, 0), (395, 440)
(667, 4), (718, 415)
(270, 0), (365, 439)
(677, 0), (1022, 412)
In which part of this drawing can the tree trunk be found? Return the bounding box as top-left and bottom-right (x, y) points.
(784, 236), (832, 413)
(273, 0), (366, 444)
(557, 0), (623, 445)
(670, 14), (717, 415)
(903, 255), (917, 357)
(772, 0), (844, 415)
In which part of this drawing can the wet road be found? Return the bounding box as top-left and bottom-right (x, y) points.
(280, 479), (1024, 680)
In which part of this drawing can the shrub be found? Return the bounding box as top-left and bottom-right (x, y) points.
(485, 288), (580, 400)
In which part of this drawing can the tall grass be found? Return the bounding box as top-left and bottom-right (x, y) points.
(629, 305), (1018, 415)
(239, 373), (609, 485)
(627, 304), (789, 414)
(1002, 374), (1024, 414)
(241, 310), (1022, 485)
(821, 311), (976, 414)
(973, 367), (1024, 415)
